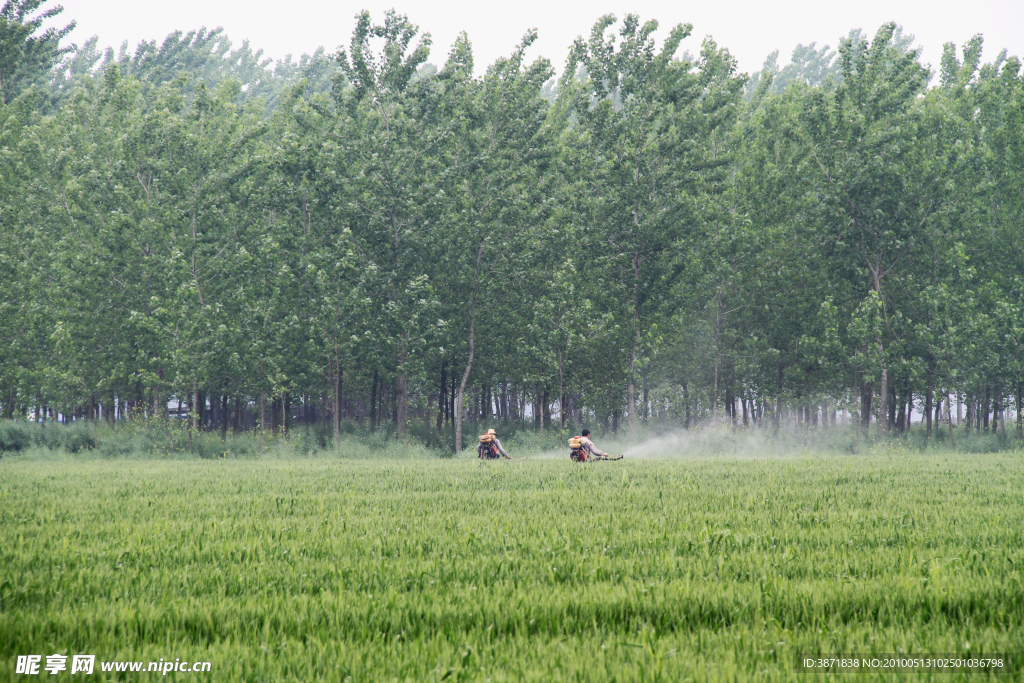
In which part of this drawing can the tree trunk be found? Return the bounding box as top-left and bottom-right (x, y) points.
(426, 388), (434, 429)
(994, 389), (1004, 436)
(683, 381), (691, 429)
(450, 370), (457, 427)
(861, 382), (873, 432)
(887, 383), (897, 431)
(896, 385), (906, 433)
(991, 390), (997, 433)
(924, 383), (933, 442)
(259, 386), (266, 452)
(191, 379), (199, 452)
(455, 311), (477, 454)
(533, 384), (541, 430)
(627, 239), (644, 437)
(370, 370), (379, 429)
(333, 362), (342, 443)
(259, 359), (266, 451)
(557, 350), (565, 430)
(775, 364), (785, 435)
(1016, 382), (1022, 442)
(712, 291), (723, 425)
(712, 353), (720, 425)
(976, 393), (983, 433)
(221, 395), (228, 440)
(946, 388), (955, 446)
(437, 360), (446, 434)
(983, 387), (991, 430)
(878, 366), (888, 437)
(396, 364), (408, 438)
(283, 393), (291, 440)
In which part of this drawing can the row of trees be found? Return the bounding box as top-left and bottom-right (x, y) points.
(1, 3), (1021, 449)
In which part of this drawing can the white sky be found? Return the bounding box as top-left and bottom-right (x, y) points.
(55, 0), (1024, 79)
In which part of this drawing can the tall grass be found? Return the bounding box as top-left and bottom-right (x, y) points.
(1, 452), (1021, 679)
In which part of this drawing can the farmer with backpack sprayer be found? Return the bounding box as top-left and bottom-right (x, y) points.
(478, 428), (513, 460)
(567, 428), (623, 462)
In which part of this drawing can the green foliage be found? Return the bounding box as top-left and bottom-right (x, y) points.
(954, 432), (1012, 454)
(47, 26), (341, 109)
(0, 11), (1022, 450)
(0, 0), (74, 103)
(0, 421), (31, 451)
(0, 421), (97, 453)
(34, 421), (96, 453)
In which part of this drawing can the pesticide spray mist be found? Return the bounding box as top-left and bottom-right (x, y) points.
(508, 425), (842, 461)
(620, 426), (829, 460)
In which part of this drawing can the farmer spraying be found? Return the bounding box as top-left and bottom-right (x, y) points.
(567, 429), (622, 462)
(478, 429), (512, 460)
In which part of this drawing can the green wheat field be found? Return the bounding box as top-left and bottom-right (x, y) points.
(2, 449), (1022, 681)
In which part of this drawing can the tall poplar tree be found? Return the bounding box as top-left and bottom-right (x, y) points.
(561, 14), (745, 434)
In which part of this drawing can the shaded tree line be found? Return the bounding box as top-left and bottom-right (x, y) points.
(1, 3), (1021, 450)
